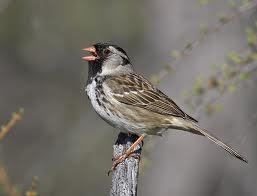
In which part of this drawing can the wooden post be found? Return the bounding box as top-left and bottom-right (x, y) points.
(110, 132), (143, 196)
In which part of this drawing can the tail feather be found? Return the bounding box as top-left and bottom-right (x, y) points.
(186, 121), (248, 163)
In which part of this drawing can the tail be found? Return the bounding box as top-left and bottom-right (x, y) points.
(185, 121), (248, 163)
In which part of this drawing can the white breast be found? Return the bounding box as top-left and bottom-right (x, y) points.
(86, 80), (122, 128)
(86, 79), (141, 132)
(86, 80), (106, 118)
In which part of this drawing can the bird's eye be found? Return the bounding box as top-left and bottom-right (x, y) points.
(103, 49), (110, 55)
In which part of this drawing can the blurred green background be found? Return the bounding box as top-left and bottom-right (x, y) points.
(0, 0), (256, 195)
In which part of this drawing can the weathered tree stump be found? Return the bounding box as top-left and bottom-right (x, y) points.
(110, 132), (143, 196)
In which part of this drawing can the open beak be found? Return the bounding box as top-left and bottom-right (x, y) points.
(82, 46), (97, 61)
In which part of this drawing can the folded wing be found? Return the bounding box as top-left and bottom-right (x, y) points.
(106, 73), (197, 122)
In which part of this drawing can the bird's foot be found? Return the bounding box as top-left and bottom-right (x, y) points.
(108, 152), (140, 176)
(108, 134), (145, 176)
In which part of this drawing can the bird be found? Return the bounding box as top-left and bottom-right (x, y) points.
(82, 42), (248, 171)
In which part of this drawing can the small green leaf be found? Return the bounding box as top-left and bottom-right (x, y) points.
(163, 64), (174, 74)
(218, 14), (230, 24)
(227, 52), (242, 64)
(171, 50), (181, 59)
(199, 24), (209, 36)
(185, 42), (193, 51)
(150, 74), (161, 84)
(228, 84), (237, 92)
(227, 0), (237, 8)
(198, 0), (209, 6)
(241, 0), (250, 7)
(192, 76), (204, 95)
(249, 53), (257, 61)
(246, 27), (257, 46)
(239, 72), (248, 80)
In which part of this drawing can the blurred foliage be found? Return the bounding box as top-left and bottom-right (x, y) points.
(152, 0), (257, 85)
(0, 161), (21, 196)
(0, 108), (23, 142)
(151, 0), (257, 116)
(0, 0), (144, 75)
(0, 109), (24, 196)
(1, 0), (257, 195)
(25, 176), (38, 196)
(0, 110), (39, 196)
(246, 27), (257, 46)
(0, 0), (143, 44)
(197, 0), (209, 6)
(143, 0), (257, 182)
(183, 49), (257, 116)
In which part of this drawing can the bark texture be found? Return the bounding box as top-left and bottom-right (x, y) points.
(110, 132), (143, 196)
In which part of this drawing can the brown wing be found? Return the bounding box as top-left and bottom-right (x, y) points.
(105, 73), (198, 122)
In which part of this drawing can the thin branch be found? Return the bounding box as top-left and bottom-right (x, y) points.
(0, 109), (24, 196)
(109, 2), (257, 195)
(25, 176), (38, 196)
(184, 48), (257, 116)
(0, 162), (20, 196)
(198, 62), (257, 115)
(154, 0), (257, 83)
(0, 108), (24, 142)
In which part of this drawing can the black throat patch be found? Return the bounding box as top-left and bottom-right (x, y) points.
(87, 59), (104, 85)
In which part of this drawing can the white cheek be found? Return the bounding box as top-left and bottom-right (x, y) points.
(102, 64), (118, 74)
(101, 64), (124, 76)
(100, 56), (123, 74)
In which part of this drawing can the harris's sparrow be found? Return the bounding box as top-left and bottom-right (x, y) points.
(82, 43), (247, 170)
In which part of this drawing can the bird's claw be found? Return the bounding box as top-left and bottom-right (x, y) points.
(108, 154), (126, 176)
(108, 153), (140, 176)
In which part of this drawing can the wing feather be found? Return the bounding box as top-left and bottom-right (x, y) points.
(106, 73), (197, 122)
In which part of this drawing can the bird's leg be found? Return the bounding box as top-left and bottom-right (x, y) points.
(109, 134), (145, 175)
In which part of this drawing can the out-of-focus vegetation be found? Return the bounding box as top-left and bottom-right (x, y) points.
(0, 109), (23, 196)
(0, 1), (144, 195)
(151, 0), (257, 116)
(141, 0), (257, 176)
(1, 0), (257, 196)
